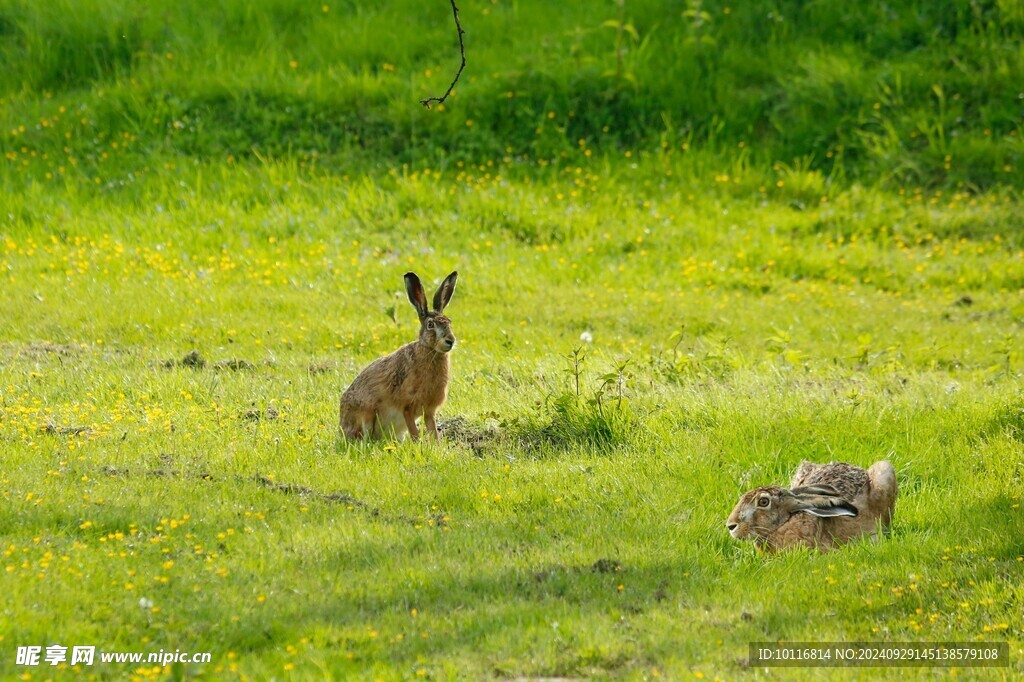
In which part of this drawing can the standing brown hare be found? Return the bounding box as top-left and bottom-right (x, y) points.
(340, 271), (458, 442)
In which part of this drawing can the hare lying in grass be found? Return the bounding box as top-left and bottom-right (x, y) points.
(340, 271), (458, 441)
(726, 460), (897, 553)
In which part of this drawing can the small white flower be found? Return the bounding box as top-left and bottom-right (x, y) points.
(579, 331), (593, 343)
(139, 597), (154, 609)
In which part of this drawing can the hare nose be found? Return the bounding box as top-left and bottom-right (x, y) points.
(446, 338), (455, 348)
(727, 523), (738, 532)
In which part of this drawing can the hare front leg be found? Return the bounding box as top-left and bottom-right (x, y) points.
(424, 411), (440, 441)
(403, 406), (421, 442)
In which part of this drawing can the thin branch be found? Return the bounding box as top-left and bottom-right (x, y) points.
(420, 0), (466, 109)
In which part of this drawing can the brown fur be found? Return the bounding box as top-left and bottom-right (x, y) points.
(726, 460), (897, 553)
(339, 272), (458, 442)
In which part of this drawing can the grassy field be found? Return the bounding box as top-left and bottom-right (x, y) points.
(1, 0), (1023, 680)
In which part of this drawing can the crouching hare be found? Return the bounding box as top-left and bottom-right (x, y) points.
(340, 271), (458, 441)
(726, 460), (897, 553)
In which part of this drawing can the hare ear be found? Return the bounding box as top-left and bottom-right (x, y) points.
(792, 491), (858, 518)
(433, 271), (458, 313)
(800, 504), (858, 518)
(791, 484), (840, 496)
(405, 272), (428, 320)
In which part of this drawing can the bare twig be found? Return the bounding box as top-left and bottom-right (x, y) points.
(420, 0), (466, 109)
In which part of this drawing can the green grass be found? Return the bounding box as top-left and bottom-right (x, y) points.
(0, 0), (1022, 186)
(2, 160), (1022, 679)
(1, 0), (1023, 679)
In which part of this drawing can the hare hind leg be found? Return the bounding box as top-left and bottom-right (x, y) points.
(867, 460), (898, 530)
(340, 407), (374, 440)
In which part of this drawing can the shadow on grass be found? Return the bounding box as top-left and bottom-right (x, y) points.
(328, 408), (642, 460)
(434, 402), (641, 460)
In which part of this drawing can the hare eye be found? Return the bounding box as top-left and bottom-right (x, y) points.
(757, 497), (770, 508)
(426, 320), (434, 329)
